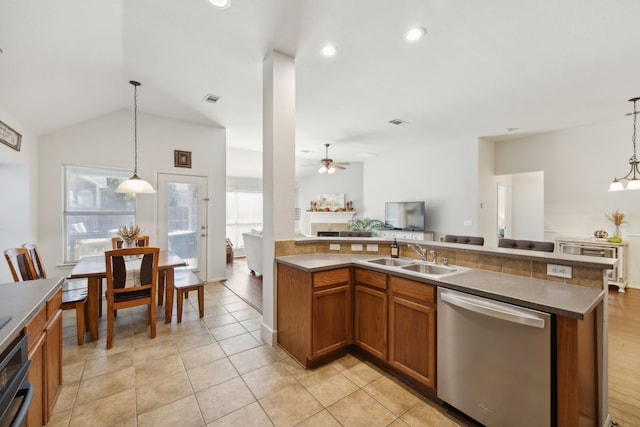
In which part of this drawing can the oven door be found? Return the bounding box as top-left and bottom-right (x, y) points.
(0, 382), (33, 427)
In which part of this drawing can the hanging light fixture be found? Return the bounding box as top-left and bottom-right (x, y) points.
(609, 97), (640, 191)
(116, 81), (156, 194)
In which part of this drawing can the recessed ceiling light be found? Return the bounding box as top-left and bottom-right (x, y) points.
(389, 119), (408, 126)
(361, 152), (378, 158)
(405, 27), (426, 42)
(207, 0), (230, 9)
(321, 44), (338, 57)
(299, 149), (312, 154)
(203, 94), (221, 103)
(504, 127), (519, 133)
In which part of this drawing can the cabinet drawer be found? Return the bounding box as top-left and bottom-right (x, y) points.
(313, 268), (351, 288)
(47, 288), (62, 319)
(354, 268), (387, 290)
(25, 304), (46, 350)
(389, 276), (435, 305)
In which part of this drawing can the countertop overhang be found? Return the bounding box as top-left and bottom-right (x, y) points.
(276, 254), (604, 320)
(0, 277), (64, 354)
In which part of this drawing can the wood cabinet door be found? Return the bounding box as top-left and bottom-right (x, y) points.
(26, 332), (46, 427)
(354, 284), (387, 360)
(388, 294), (436, 390)
(312, 284), (352, 358)
(45, 309), (63, 420)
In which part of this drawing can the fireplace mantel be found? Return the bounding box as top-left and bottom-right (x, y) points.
(306, 212), (356, 224)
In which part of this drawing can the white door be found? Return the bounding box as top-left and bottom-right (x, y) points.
(157, 173), (208, 277)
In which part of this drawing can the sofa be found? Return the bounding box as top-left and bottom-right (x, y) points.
(498, 238), (555, 252)
(444, 235), (485, 246)
(242, 231), (263, 276)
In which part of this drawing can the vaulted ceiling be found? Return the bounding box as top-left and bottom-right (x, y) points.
(1, 0), (639, 173)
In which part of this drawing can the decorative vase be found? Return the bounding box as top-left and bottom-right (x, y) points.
(615, 226), (621, 239)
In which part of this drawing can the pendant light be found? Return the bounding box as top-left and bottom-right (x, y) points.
(116, 81), (156, 194)
(609, 97), (640, 191)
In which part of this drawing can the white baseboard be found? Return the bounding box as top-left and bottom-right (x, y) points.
(260, 323), (277, 346)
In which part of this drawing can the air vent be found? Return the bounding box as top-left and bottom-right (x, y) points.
(203, 94), (221, 104)
(389, 119), (407, 125)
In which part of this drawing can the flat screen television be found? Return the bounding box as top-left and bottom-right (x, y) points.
(385, 201), (425, 231)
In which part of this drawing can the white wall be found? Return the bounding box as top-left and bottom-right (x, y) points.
(362, 138), (479, 240)
(296, 162), (364, 235)
(37, 110), (227, 282)
(495, 117), (640, 287)
(0, 108), (39, 283)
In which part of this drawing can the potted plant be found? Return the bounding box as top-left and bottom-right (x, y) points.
(346, 217), (385, 237)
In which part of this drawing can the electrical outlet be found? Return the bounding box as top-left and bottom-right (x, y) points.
(366, 244), (379, 252)
(547, 264), (572, 279)
(329, 244), (340, 251)
(351, 244), (363, 251)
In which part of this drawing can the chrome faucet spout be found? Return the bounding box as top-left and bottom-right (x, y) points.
(408, 243), (427, 261)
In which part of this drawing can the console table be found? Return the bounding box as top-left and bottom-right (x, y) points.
(556, 238), (628, 292)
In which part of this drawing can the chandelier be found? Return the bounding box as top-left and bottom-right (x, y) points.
(609, 97), (640, 191)
(116, 81), (156, 194)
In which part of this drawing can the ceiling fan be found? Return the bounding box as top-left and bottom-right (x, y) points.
(318, 143), (349, 174)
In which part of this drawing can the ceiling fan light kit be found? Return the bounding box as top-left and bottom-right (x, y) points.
(318, 143), (348, 174)
(609, 97), (640, 191)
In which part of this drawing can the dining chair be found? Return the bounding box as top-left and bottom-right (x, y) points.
(22, 243), (88, 345)
(111, 235), (150, 249)
(4, 247), (38, 282)
(104, 246), (159, 349)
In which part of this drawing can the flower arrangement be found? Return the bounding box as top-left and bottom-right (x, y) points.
(117, 224), (141, 246)
(605, 209), (626, 241)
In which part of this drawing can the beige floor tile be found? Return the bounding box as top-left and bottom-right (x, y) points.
(239, 317), (262, 332)
(47, 408), (72, 427)
(230, 307), (261, 322)
(400, 401), (465, 427)
(82, 350), (133, 380)
(363, 376), (421, 416)
(218, 332), (261, 356)
(241, 363), (298, 399)
(228, 346), (276, 374)
(187, 357), (239, 392)
(51, 382), (79, 413)
(296, 409), (342, 427)
(207, 401), (274, 426)
(137, 395), (205, 427)
(211, 322), (248, 340)
(69, 388), (137, 427)
(196, 377), (256, 423)
(259, 383), (324, 427)
(132, 339), (179, 364)
(388, 418), (411, 426)
(299, 368), (359, 407)
(180, 341), (227, 369)
(203, 313), (237, 328)
(136, 371), (194, 414)
(77, 366), (135, 403)
(328, 389), (397, 427)
(62, 360), (85, 384)
(218, 295), (244, 306)
(173, 329), (216, 352)
(135, 353), (185, 387)
(170, 318), (211, 334)
(336, 359), (383, 387)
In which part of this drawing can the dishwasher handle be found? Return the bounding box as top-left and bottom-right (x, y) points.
(440, 291), (546, 329)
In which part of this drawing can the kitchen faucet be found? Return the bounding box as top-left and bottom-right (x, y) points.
(407, 243), (427, 261)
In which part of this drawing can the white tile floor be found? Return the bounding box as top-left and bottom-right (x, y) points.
(49, 281), (473, 426)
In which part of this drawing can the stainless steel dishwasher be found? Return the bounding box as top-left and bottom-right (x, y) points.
(437, 288), (552, 427)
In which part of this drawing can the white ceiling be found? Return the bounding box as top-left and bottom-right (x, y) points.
(1, 0), (640, 175)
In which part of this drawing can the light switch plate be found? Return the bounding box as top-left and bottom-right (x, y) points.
(329, 244), (340, 251)
(366, 244), (379, 252)
(464, 220), (473, 226)
(351, 244), (363, 251)
(547, 264), (572, 279)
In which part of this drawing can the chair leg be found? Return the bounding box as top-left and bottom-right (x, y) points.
(149, 303), (156, 338)
(75, 301), (85, 345)
(197, 287), (204, 319)
(176, 289), (184, 323)
(107, 308), (115, 349)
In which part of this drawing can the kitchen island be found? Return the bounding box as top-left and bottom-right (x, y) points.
(275, 245), (611, 427)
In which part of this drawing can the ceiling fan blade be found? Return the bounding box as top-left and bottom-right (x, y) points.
(333, 164), (347, 170)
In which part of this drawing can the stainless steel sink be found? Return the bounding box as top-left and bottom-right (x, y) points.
(367, 257), (413, 267)
(401, 263), (458, 275)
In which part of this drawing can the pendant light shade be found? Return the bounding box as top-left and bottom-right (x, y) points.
(609, 97), (640, 191)
(116, 80), (156, 194)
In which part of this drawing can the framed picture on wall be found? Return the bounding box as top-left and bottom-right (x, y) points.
(174, 150), (192, 168)
(0, 119), (21, 152)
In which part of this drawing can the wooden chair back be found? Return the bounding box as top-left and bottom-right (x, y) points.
(4, 247), (38, 282)
(111, 235), (150, 249)
(104, 246), (159, 349)
(22, 243), (47, 279)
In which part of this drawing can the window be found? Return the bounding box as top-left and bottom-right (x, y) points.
(64, 165), (135, 263)
(226, 189), (262, 251)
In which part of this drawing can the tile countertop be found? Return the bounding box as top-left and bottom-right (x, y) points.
(0, 277), (64, 354)
(275, 254), (604, 320)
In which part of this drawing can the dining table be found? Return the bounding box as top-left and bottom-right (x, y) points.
(68, 250), (187, 342)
